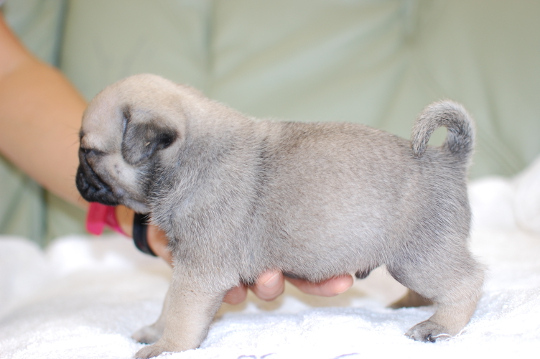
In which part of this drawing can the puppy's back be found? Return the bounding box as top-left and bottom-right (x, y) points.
(247, 107), (473, 281)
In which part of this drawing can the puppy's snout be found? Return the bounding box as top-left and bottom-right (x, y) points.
(76, 148), (120, 206)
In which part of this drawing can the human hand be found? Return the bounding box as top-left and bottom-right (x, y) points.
(223, 271), (354, 305)
(115, 205), (173, 263)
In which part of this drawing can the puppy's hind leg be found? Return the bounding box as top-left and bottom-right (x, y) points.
(388, 247), (484, 342)
(390, 289), (433, 309)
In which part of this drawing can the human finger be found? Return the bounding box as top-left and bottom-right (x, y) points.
(223, 285), (249, 305)
(250, 270), (285, 301)
(286, 274), (353, 296)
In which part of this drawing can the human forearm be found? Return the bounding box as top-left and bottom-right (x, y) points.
(0, 16), (87, 207)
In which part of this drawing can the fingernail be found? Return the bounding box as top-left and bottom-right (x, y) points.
(262, 272), (281, 288)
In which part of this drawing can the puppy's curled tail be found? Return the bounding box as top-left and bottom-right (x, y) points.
(411, 100), (475, 165)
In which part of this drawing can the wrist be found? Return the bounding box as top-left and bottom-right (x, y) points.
(118, 206), (158, 257)
(87, 203), (162, 259)
(115, 205), (134, 237)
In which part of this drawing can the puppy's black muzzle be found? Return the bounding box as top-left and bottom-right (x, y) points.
(76, 149), (120, 206)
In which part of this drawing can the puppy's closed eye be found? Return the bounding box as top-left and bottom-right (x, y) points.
(121, 122), (178, 165)
(80, 147), (106, 157)
(155, 131), (176, 149)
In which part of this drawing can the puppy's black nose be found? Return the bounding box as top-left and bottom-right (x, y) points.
(76, 150), (120, 206)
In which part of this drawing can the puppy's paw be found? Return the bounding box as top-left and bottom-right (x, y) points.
(132, 325), (162, 344)
(406, 320), (451, 342)
(134, 342), (169, 359)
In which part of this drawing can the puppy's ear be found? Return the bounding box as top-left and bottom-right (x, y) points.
(121, 109), (178, 166)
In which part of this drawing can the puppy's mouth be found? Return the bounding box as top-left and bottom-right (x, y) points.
(76, 149), (120, 206)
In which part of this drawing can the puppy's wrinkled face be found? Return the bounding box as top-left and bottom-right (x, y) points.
(76, 74), (185, 213)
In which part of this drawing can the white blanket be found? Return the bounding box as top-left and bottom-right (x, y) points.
(1, 158), (540, 359)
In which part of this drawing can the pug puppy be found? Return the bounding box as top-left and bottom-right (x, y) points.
(76, 74), (484, 359)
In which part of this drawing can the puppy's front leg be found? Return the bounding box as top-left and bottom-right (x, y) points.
(132, 287), (172, 344)
(134, 268), (226, 359)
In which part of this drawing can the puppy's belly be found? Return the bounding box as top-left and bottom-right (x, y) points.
(273, 250), (379, 283)
(283, 268), (375, 280)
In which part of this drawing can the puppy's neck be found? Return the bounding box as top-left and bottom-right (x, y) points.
(179, 90), (257, 143)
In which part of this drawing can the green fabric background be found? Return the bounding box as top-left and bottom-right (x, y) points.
(1, 0), (539, 245)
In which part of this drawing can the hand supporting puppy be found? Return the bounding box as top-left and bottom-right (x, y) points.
(116, 205), (354, 303)
(224, 271), (354, 304)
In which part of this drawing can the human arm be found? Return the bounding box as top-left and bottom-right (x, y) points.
(0, 15), (87, 206)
